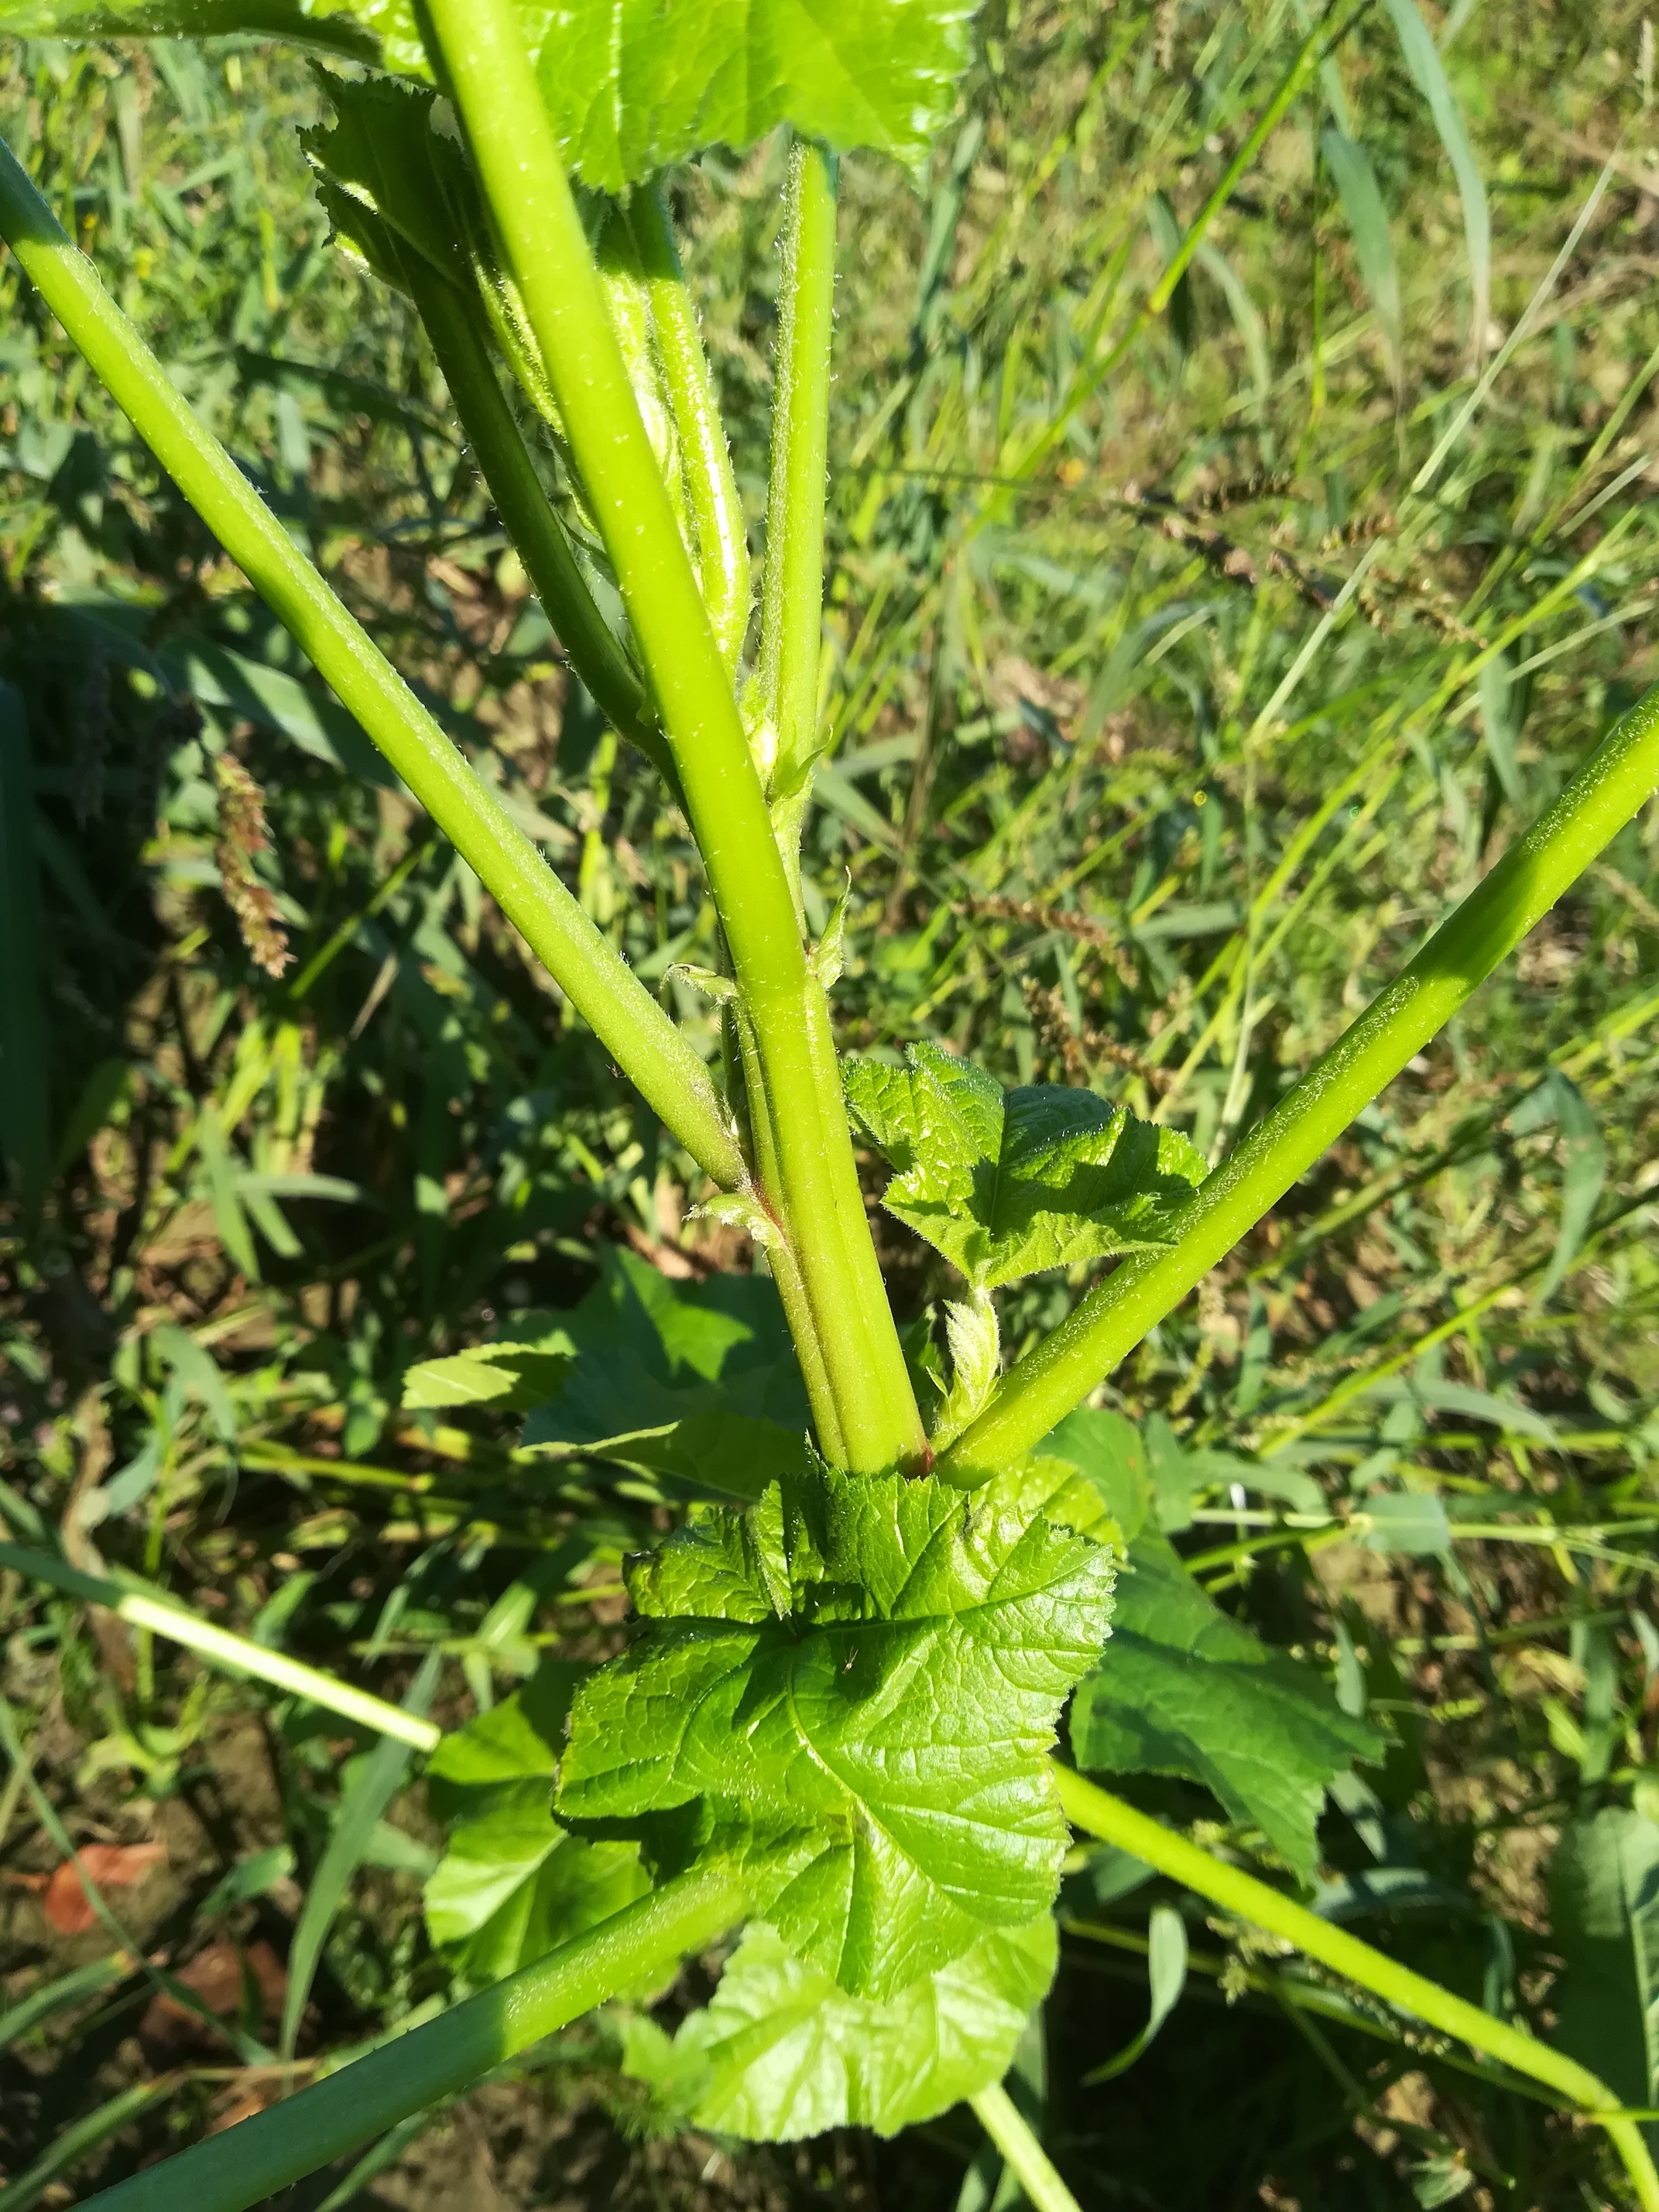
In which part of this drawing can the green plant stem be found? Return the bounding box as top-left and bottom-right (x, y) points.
(0, 135), (744, 1195)
(626, 184), (752, 673)
(731, 1006), (849, 1465)
(419, 0), (921, 1472)
(756, 139), (838, 814)
(968, 2082), (1085, 2212)
(397, 254), (667, 778)
(1054, 1768), (1659, 2212)
(944, 681), (1659, 1480)
(0, 1543), (443, 1752)
(77, 1868), (747, 2212)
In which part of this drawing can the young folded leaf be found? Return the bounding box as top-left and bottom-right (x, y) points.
(423, 1663), (649, 1981)
(1068, 1526), (1382, 1882)
(557, 1459), (1115, 1999)
(624, 1915), (1055, 2139)
(845, 1041), (1207, 1291)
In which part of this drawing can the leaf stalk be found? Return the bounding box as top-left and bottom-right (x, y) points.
(1055, 1768), (1659, 2212)
(0, 133), (745, 1194)
(944, 681), (1659, 1478)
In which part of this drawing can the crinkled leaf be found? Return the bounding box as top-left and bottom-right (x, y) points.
(628, 1915), (1055, 2140)
(12, 1), (977, 188)
(557, 1461), (1114, 1998)
(423, 1662), (648, 1981)
(1068, 1529), (1380, 1881)
(1548, 1809), (1659, 2123)
(845, 1042), (1206, 1290)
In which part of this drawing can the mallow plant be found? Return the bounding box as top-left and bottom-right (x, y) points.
(2, 3), (1658, 2207)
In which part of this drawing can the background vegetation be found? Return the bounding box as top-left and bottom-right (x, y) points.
(3, 2), (1659, 2205)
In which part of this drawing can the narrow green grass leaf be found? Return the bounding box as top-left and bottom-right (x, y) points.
(1381, 0), (1492, 355)
(0, 1953), (134, 2053)
(1081, 1902), (1188, 2083)
(0, 2077), (177, 2212)
(281, 1649), (441, 2061)
(1321, 131), (1403, 398)
(1548, 1809), (1659, 2132)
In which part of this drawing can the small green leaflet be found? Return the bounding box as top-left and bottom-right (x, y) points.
(557, 1459), (1114, 1999)
(1547, 1808), (1659, 2128)
(6, 1), (977, 189)
(844, 1042), (1206, 1291)
(403, 1246), (813, 1501)
(423, 1662), (648, 1981)
(622, 1916), (1055, 2140)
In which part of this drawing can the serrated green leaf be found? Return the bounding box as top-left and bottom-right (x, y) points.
(640, 1915), (1055, 2140)
(12, 0), (976, 189)
(518, 1247), (813, 1500)
(406, 1249), (812, 1500)
(1068, 1529), (1380, 1881)
(423, 1662), (648, 1981)
(557, 1461), (1114, 1998)
(1547, 1808), (1659, 2128)
(845, 1042), (1206, 1291)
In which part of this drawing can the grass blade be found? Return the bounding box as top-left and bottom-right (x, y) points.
(281, 1649), (442, 2060)
(1321, 130), (1404, 399)
(1382, 0), (1491, 358)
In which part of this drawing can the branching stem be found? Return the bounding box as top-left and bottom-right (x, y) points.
(1055, 1768), (1659, 2212)
(420, 0), (921, 1472)
(944, 682), (1659, 1477)
(0, 135), (744, 1193)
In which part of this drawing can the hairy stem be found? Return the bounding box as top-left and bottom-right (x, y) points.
(626, 183), (752, 673)
(78, 1869), (748, 2212)
(419, 0), (922, 1471)
(1055, 1770), (1659, 2212)
(755, 139), (837, 811)
(398, 253), (668, 777)
(0, 135), (744, 1193)
(0, 1543), (442, 1751)
(944, 682), (1659, 1479)
(968, 2082), (1085, 2212)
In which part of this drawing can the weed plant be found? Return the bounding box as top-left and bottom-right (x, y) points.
(2, 6), (1659, 2211)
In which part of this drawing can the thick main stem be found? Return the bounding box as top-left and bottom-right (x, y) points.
(1055, 1770), (1659, 2211)
(419, 0), (922, 1473)
(0, 136), (744, 1195)
(944, 682), (1659, 1479)
(77, 1869), (748, 2212)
